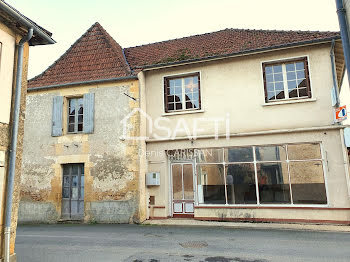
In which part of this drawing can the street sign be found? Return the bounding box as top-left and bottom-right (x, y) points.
(335, 105), (347, 122)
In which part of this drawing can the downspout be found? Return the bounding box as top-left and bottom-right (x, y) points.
(331, 39), (341, 108)
(336, 0), (350, 86)
(3, 28), (33, 262)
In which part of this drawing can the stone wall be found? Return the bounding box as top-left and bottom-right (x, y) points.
(19, 80), (142, 224)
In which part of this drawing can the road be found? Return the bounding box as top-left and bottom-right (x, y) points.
(15, 224), (350, 262)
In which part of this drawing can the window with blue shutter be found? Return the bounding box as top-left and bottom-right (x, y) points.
(52, 96), (63, 137)
(83, 93), (95, 134)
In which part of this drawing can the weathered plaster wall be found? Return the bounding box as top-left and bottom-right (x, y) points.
(19, 80), (142, 224)
(145, 44), (336, 139)
(0, 21), (30, 258)
(0, 24), (15, 124)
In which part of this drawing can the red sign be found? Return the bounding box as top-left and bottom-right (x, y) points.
(335, 105), (347, 122)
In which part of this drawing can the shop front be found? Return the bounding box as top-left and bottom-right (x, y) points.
(146, 129), (350, 224)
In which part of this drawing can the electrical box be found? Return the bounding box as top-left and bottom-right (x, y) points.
(146, 172), (160, 186)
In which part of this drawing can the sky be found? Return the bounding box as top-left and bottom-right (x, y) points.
(8, 0), (350, 122)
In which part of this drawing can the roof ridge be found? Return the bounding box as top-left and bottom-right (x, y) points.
(93, 23), (132, 75)
(29, 22), (99, 83)
(124, 28), (339, 50)
(125, 28), (229, 50)
(226, 28), (339, 34)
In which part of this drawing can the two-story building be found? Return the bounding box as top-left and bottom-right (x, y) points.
(20, 23), (350, 225)
(20, 23), (145, 224)
(133, 29), (349, 223)
(0, 0), (54, 260)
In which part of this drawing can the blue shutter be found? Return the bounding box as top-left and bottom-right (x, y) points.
(83, 93), (95, 134)
(52, 96), (63, 137)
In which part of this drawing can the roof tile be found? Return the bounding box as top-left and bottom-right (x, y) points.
(29, 25), (340, 89)
(28, 22), (131, 88)
(124, 29), (340, 68)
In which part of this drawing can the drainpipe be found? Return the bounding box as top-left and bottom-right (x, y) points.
(3, 28), (33, 262)
(336, 0), (350, 86)
(331, 39), (341, 108)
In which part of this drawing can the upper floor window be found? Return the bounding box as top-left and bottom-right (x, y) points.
(164, 73), (201, 112)
(262, 57), (311, 103)
(51, 93), (94, 137)
(68, 98), (84, 133)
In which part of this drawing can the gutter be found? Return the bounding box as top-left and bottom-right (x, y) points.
(4, 28), (33, 262)
(28, 75), (138, 92)
(336, 0), (350, 86)
(330, 39), (341, 108)
(0, 1), (55, 45)
(137, 37), (340, 71)
(122, 48), (133, 74)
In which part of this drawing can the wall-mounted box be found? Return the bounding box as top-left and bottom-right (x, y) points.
(146, 172), (160, 186)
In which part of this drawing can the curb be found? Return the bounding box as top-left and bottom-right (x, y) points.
(142, 219), (350, 233)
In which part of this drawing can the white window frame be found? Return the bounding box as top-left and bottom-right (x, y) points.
(192, 142), (329, 208)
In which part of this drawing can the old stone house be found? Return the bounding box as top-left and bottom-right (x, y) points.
(0, 0), (54, 260)
(20, 22), (350, 224)
(20, 23), (145, 223)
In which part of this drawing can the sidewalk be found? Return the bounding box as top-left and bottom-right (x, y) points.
(143, 218), (350, 233)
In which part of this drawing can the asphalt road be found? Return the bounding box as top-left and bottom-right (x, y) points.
(15, 224), (350, 262)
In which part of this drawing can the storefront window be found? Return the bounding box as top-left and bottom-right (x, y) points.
(289, 161), (327, 204)
(257, 162), (290, 204)
(195, 148), (223, 163)
(255, 145), (287, 161)
(195, 143), (327, 206)
(225, 147), (254, 162)
(197, 164), (226, 204)
(287, 143), (322, 160)
(226, 164), (257, 204)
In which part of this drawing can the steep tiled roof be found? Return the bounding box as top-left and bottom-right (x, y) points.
(28, 22), (131, 88)
(124, 29), (340, 69)
(29, 25), (340, 89)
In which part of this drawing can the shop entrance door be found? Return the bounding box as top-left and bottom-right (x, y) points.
(171, 163), (195, 218)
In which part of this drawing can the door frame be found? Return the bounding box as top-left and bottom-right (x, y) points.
(61, 163), (85, 220)
(169, 161), (196, 218)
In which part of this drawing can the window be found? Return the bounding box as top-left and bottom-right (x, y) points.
(164, 73), (201, 112)
(195, 143), (327, 205)
(52, 93), (95, 137)
(68, 98), (84, 133)
(262, 57), (311, 103)
(197, 164), (226, 204)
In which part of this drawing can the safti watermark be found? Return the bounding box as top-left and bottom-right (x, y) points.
(120, 108), (230, 141)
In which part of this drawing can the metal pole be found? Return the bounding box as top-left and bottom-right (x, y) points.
(336, 0), (350, 86)
(331, 39), (341, 108)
